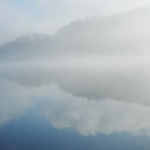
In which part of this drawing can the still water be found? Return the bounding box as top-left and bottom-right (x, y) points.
(1, 110), (150, 150)
(1, 61), (150, 150)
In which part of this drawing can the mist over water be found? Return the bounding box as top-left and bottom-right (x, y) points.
(1, 53), (150, 136)
(1, 6), (150, 149)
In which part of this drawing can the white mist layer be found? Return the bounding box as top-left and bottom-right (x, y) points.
(0, 55), (150, 105)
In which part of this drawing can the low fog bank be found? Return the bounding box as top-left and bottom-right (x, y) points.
(0, 55), (150, 106)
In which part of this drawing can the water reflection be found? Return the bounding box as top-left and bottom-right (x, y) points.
(1, 76), (150, 136)
(1, 60), (150, 149)
(0, 111), (150, 150)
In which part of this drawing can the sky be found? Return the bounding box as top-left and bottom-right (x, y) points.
(1, 0), (150, 45)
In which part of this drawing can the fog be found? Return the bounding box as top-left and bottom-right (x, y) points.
(1, 55), (150, 105)
(1, 8), (150, 61)
(1, 7), (150, 137)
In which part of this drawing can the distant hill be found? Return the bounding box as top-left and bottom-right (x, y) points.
(1, 7), (150, 61)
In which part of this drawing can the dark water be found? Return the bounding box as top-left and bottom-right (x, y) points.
(0, 111), (150, 150)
